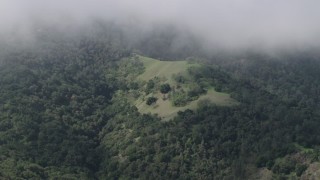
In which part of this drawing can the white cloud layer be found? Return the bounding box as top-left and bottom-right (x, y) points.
(1, 0), (320, 50)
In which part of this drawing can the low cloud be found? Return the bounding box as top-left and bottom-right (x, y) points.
(1, 0), (320, 52)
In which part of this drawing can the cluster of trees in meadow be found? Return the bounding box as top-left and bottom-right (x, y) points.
(143, 69), (208, 107)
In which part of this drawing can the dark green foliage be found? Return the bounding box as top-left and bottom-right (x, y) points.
(256, 156), (269, 168)
(171, 91), (190, 106)
(272, 158), (296, 175)
(146, 97), (158, 105)
(0, 23), (320, 179)
(187, 84), (206, 98)
(0, 25), (128, 179)
(164, 84), (207, 106)
(145, 79), (155, 94)
(215, 85), (222, 92)
(295, 164), (308, 176)
(160, 83), (171, 94)
(173, 73), (187, 83)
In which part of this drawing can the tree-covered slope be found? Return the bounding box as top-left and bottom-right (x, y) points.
(0, 24), (320, 179)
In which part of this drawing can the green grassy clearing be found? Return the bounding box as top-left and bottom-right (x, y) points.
(137, 55), (197, 84)
(132, 55), (238, 120)
(135, 88), (237, 121)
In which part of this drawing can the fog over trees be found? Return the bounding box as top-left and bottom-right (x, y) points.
(1, 0), (320, 53)
(1, 1), (320, 179)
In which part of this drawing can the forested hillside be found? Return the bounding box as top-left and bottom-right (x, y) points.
(0, 23), (320, 179)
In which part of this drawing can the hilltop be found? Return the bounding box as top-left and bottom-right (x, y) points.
(117, 55), (237, 120)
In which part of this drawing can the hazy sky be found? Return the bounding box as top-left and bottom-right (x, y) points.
(1, 0), (320, 51)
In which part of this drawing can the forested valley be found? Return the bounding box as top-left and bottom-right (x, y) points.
(0, 22), (320, 179)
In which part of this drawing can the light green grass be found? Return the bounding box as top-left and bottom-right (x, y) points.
(137, 55), (197, 84)
(135, 89), (237, 121)
(188, 88), (238, 108)
(133, 55), (238, 120)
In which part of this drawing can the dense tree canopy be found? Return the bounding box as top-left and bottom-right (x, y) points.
(0, 23), (320, 179)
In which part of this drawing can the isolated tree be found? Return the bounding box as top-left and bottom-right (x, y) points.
(146, 97), (158, 105)
(160, 83), (171, 94)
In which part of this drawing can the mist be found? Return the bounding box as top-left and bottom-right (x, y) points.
(1, 0), (320, 53)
